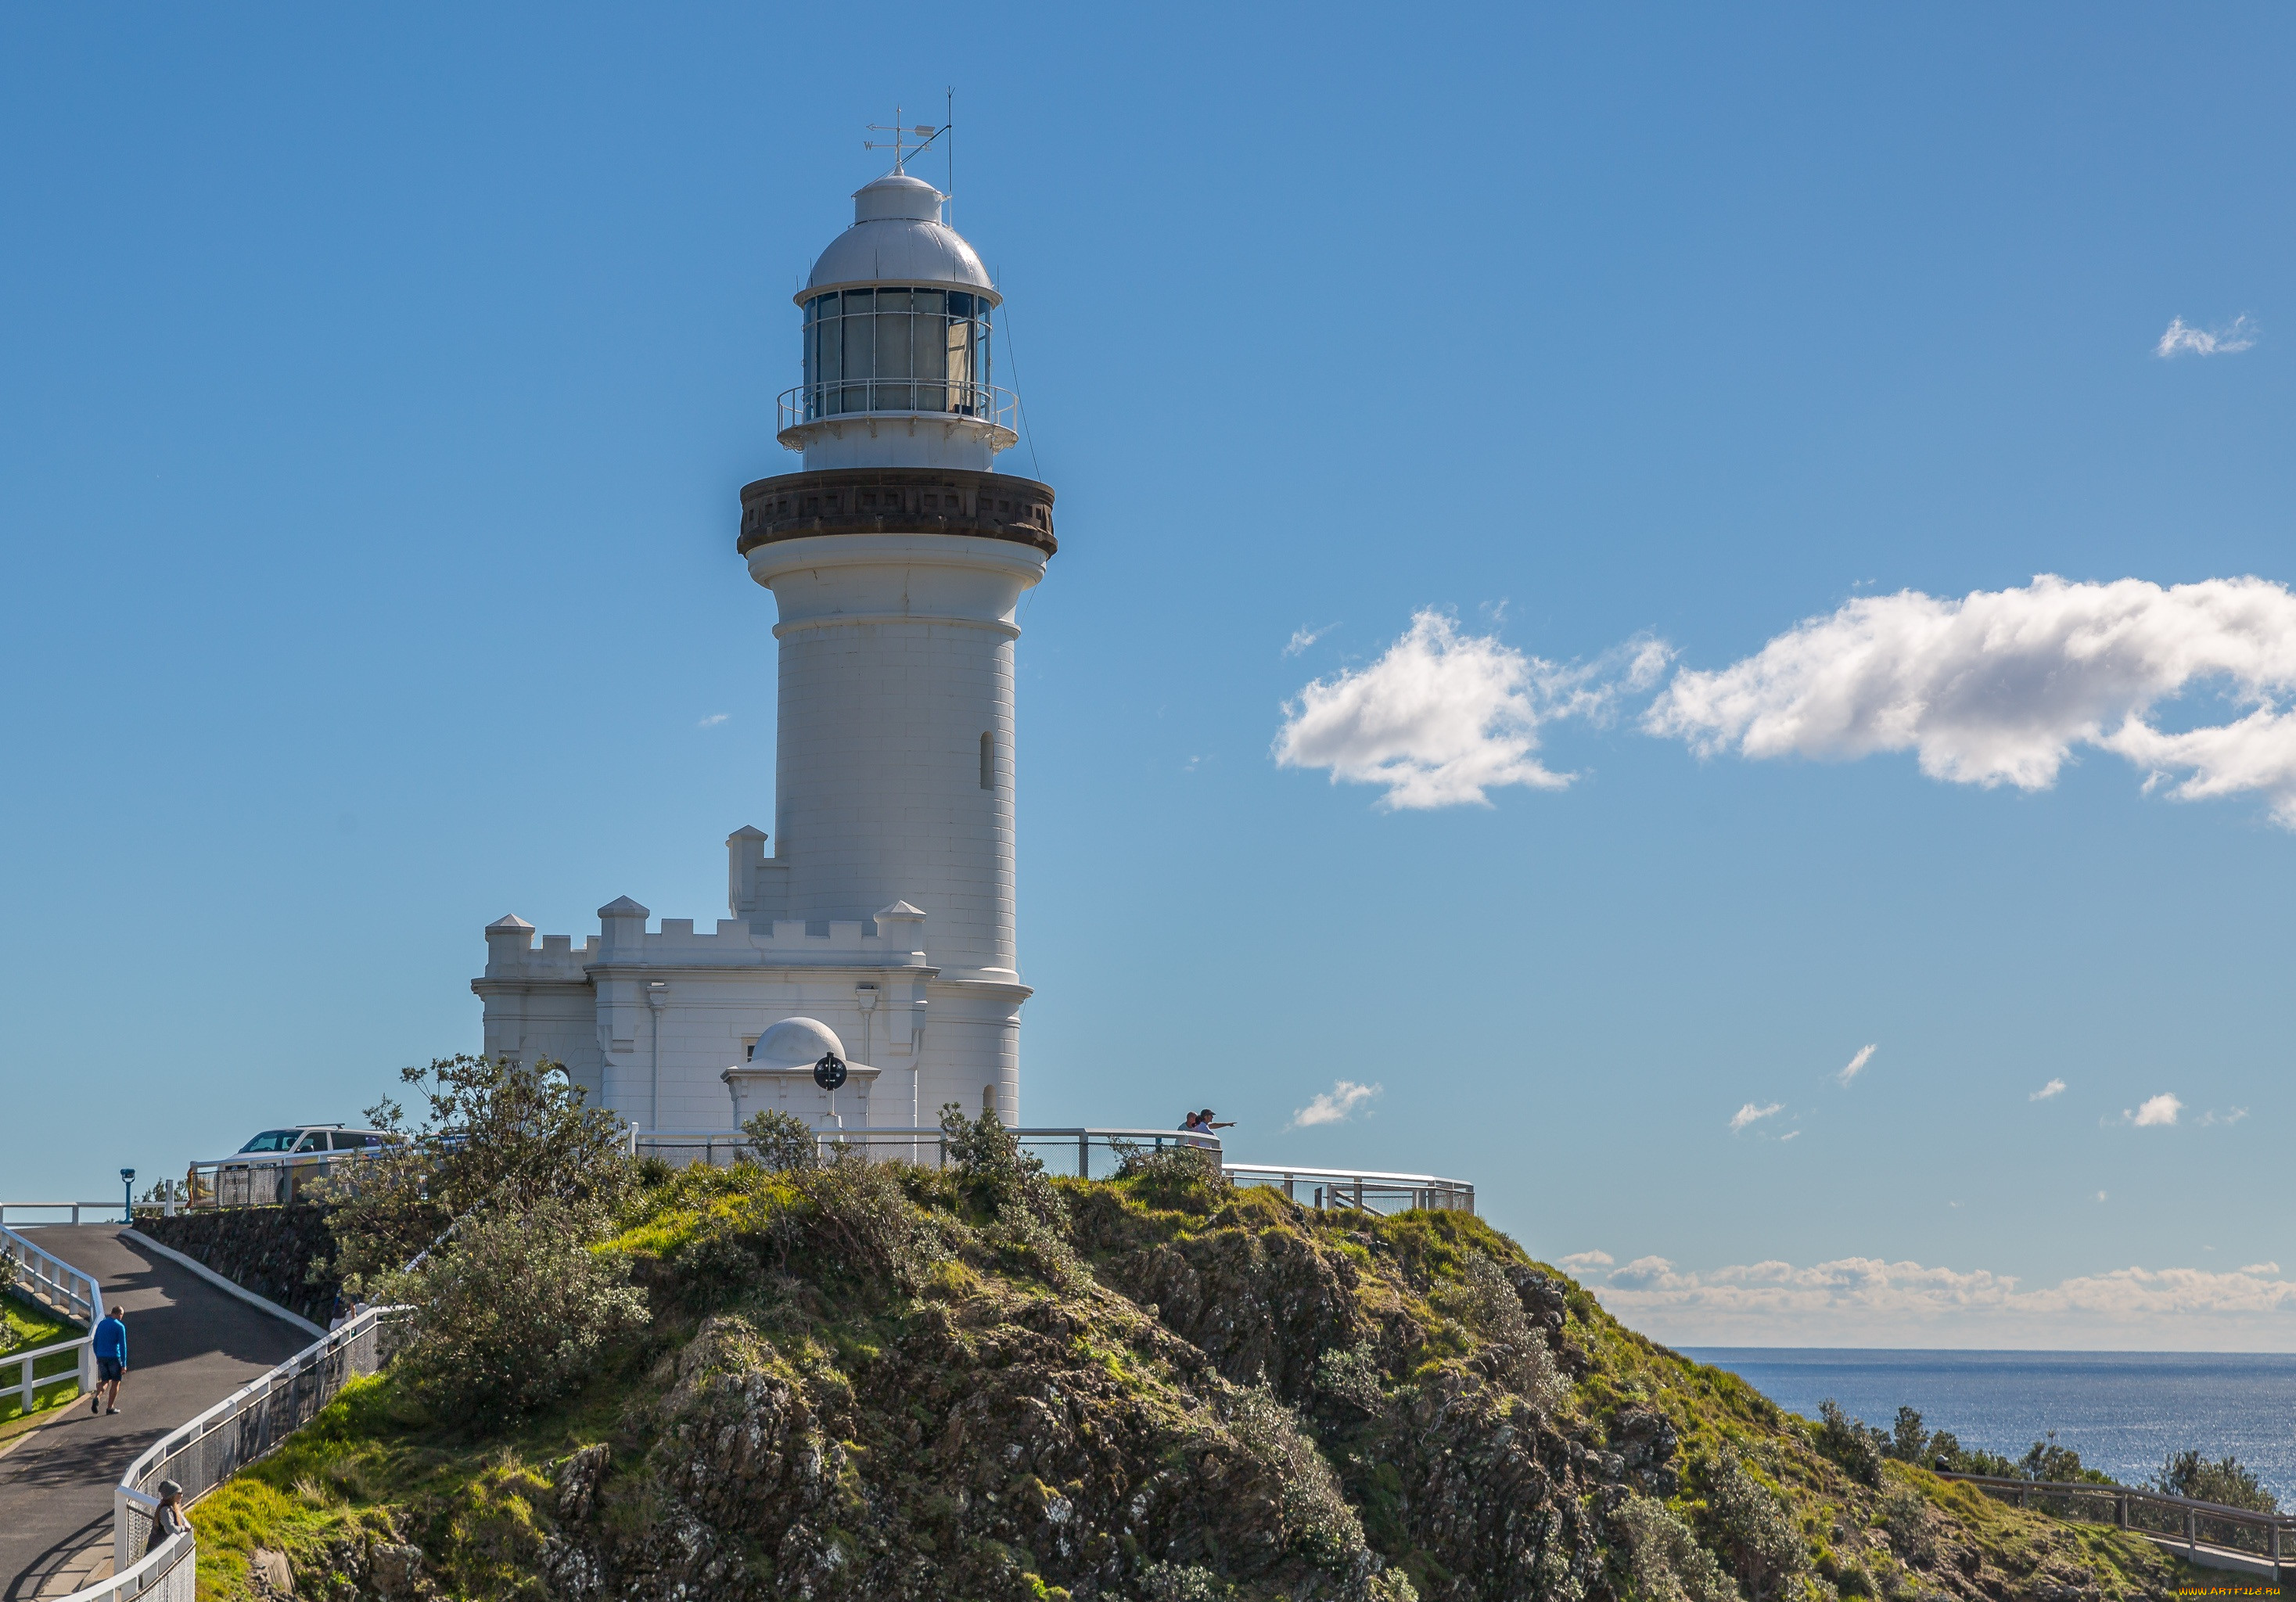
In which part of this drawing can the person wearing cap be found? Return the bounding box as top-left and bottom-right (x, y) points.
(1195, 1109), (1234, 1133)
(91, 1305), (127, 1414)
(146, 1479), (190, 1553)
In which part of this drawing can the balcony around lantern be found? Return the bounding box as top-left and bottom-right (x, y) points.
(775, 379), (1019, 457)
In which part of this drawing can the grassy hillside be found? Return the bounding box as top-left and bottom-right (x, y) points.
(187, 1155), (2208, 1602)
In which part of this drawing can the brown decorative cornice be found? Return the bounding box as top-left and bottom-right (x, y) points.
(738, 468), (1056, 557)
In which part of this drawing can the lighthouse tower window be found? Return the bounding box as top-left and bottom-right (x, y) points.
(803, 289), (992, 419)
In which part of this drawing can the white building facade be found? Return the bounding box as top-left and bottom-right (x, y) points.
(472, 165), (1055, 1137)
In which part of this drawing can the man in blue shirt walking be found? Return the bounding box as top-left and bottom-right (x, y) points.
(91, 1304), (127, 1415)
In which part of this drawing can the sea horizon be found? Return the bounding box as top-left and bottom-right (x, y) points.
(1681, 1347), (2296, 1503)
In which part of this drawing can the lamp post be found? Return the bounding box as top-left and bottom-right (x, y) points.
(120, 1168), (136, 1223)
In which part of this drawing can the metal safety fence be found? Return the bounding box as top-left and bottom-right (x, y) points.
(1941, 1472), (2292, 1577)
(634, 1128), (1476, 1214)
(107, 1305), (408, 1577)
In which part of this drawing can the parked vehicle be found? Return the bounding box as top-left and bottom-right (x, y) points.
(184, 1124), (404, 1209)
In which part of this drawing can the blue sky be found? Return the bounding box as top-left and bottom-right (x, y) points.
(4, 5), (2292, 1346)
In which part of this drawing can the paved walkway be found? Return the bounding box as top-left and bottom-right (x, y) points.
(0, 1227), (308, 1600)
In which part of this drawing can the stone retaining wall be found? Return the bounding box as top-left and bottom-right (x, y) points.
(139, 1206), (340, 1326)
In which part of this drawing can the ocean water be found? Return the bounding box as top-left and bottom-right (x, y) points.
(1681, 1349), (2296, 1503)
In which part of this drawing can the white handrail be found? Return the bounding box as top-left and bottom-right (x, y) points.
(6, 1332), (94, 1419)
(3, 1223), (103, 1324)
(108, 1304), (408, 1575)
(0, 1203), (128, 1227)
(52, 1531), (196, 1602)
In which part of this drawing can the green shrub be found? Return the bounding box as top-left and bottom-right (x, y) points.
(1877, 1485), (1935, 1567)
(1226, 1383), (1367, 1571)
(1815, 1400), (1887, 1487)
(383, 1197), (648, 1427)
(1613, 1491), (1742, 1602)
(1442, 1251), (1570, 1414)
(328, 1053), (636, 1293)
(742, 1108), (818, 1173)
(1113, 1140), (1229, 1210)
(1699, 1449), (1808, 1601)
(2152, 1449), (2279, 1513)
(938, 1102), (1064, 1227)
(1314, 1342), (1387, 1413)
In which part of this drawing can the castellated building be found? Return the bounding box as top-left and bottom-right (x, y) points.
(473, 163), (1055, 1138)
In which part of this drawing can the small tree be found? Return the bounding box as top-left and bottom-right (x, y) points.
(383, 1196), (647, 1427)
(2153, 1449), (2280, 1514)
(1699, 1449), (1808, 1602)
(1889, 1406), (1928, 1462)
(1816, 1400), (1887, 1486)
(938, 1101), (1063, 1226)
(327, 1054), (634, 1292)
(742, 1108), (818, 1173)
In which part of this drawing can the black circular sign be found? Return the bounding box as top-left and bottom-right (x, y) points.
(812, 1052), (848, 1091)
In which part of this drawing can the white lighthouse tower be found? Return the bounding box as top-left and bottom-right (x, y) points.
(471, 154), (1055, 1136)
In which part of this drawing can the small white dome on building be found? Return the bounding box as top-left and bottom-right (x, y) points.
(748, 1016), (846, 1069)
(805, 174), (995, 299)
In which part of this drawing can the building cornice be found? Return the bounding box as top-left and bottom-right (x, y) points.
(738, 467), (1055, 557)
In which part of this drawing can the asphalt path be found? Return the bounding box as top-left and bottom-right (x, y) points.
(0, 1227), (307, 1600)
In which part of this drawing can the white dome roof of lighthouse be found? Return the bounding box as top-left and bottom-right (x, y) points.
(747, 1016), (847, 1069)
(803, 173), (997, 300)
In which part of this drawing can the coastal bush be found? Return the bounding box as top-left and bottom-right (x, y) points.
(1114, 1139), (1229, 1209)
(1613, 1492), (1742, 1602)
(1815, 1399), (1888, 1486)
(2151, 1449), (2279, 1514)
(1440, 1250), (1570, 1414)
(1699, 1449), (1808, 1601)
(1313, 1341), (1387, 1413)
(741, 1108), (818, 1173)
(327, 1053), (635, 1294)
(939, 1101), (1065, 1226)
(2016, 1431), (2114, 1485)
(384, 1197), (647, 1426)
(1877, 1485), (1936, 1567)
(1225, 1383), (1368, 1570)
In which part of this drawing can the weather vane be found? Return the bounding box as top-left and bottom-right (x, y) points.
(865, 106), (947, 176)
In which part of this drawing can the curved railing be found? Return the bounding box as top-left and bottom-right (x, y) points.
(1941, 1472), (2293, 1576)
(1222, 1162), (1475, 1216)
(775, 380), (1018, 441)
(640, 1125), (1219, 1180)
(2, 1224), (99, 1423)
(53, 1532), (196, 1602)
(104, 1305), (408, 1579)
(3, 1223), (102, 1324)
(634, 1127), (1476, 1214)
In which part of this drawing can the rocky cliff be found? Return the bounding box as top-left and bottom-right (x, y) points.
(188, 1158), (2203, 1602)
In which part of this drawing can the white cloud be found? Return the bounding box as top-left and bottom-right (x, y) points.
(1558, 1250), (1614, 1271)
(1644, 575), (2296, 827)
(1609, 1255), (1676, 1289)
(2129, 1093), (2183, 1127)
(1780, 1130), (1802, 1141)
(698, 713), (731, 727)
(1835, 1043), (1877, 1087)
(1289, 1079), (1381, 1129)
(1729, 1101), (1784, 1133)
(2097, 1191), (2108, 1203)
(1586, 1254), (2296, 1348)
(2030, 1078), (2067, 1101)
(1283, 623), (1336, 658)
(2157, 315), (2257, 358)
(1275, 609), (1669, 810)
(2200, 1106), (2250, 1127)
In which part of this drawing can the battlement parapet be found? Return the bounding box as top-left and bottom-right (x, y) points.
(481, 900), (929, 980)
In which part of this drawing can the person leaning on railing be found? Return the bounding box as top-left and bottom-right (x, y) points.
(146, 1479), (189, 1553)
